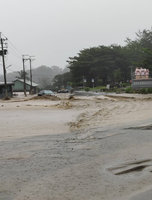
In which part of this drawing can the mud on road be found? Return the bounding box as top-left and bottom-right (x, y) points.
(1, 124), (152, 200)
(1, 94), (152, 199)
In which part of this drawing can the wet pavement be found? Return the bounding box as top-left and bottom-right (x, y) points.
(1, 123), (152, 199)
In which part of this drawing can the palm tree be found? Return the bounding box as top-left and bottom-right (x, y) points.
(16, 70), (30, 80)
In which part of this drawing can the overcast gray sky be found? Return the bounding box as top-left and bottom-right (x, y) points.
(0, 0), (152, 74)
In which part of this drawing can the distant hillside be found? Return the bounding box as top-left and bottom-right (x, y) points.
(0, 65), (69, 89)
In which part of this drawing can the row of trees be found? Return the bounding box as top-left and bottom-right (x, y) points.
(53, 28), (152, 89)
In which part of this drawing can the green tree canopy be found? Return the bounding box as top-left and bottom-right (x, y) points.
(68, 45), (131, 86)
(67, 28), (152, 87)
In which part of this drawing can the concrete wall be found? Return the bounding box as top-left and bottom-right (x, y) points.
(132, 79), (152, 89)
(0, 85), (13, 98)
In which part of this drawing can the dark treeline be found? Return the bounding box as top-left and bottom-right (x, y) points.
(53, 28), (152, 89)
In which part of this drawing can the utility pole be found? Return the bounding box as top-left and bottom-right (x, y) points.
(0, 33), (8, 99)
(92, 78), (95, 88)
(22, 55), (29, 97)
(22, 55), (26, 96)
(29, 56), (35, 94)
(130, 65), (133, 83)
(22, 55), (35, 96)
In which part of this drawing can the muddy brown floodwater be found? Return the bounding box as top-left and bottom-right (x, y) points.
(0, 93), (152, 200)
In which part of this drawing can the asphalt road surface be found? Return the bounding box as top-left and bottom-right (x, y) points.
(1, 123), (152, 200)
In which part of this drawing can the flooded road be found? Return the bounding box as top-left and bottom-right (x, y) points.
(1, 94), (152, 199)
(1, 122), (152, 200)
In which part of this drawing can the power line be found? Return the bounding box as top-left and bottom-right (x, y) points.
(8, 47), (22, 60)
(8, 42), (22, 57)
(1, 33), (23, 58)
(6, 68), (14, 73)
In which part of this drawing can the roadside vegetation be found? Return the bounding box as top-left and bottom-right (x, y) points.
(52, 28), (152, 94)
(125, 87), (152, 94)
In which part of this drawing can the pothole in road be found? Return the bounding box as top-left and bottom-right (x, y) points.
(108, 159), (152, 175)
(126, 124), (152, 130)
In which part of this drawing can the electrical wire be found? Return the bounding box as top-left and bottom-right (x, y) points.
(8, 41), (22, 57)
(1, 33), (34, 74)
(1, 33), (23, 57)
(8, 46), (22, 60)
(6, 68), (14, 73)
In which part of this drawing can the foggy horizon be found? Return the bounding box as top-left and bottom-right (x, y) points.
(0, 0), (152, 74)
